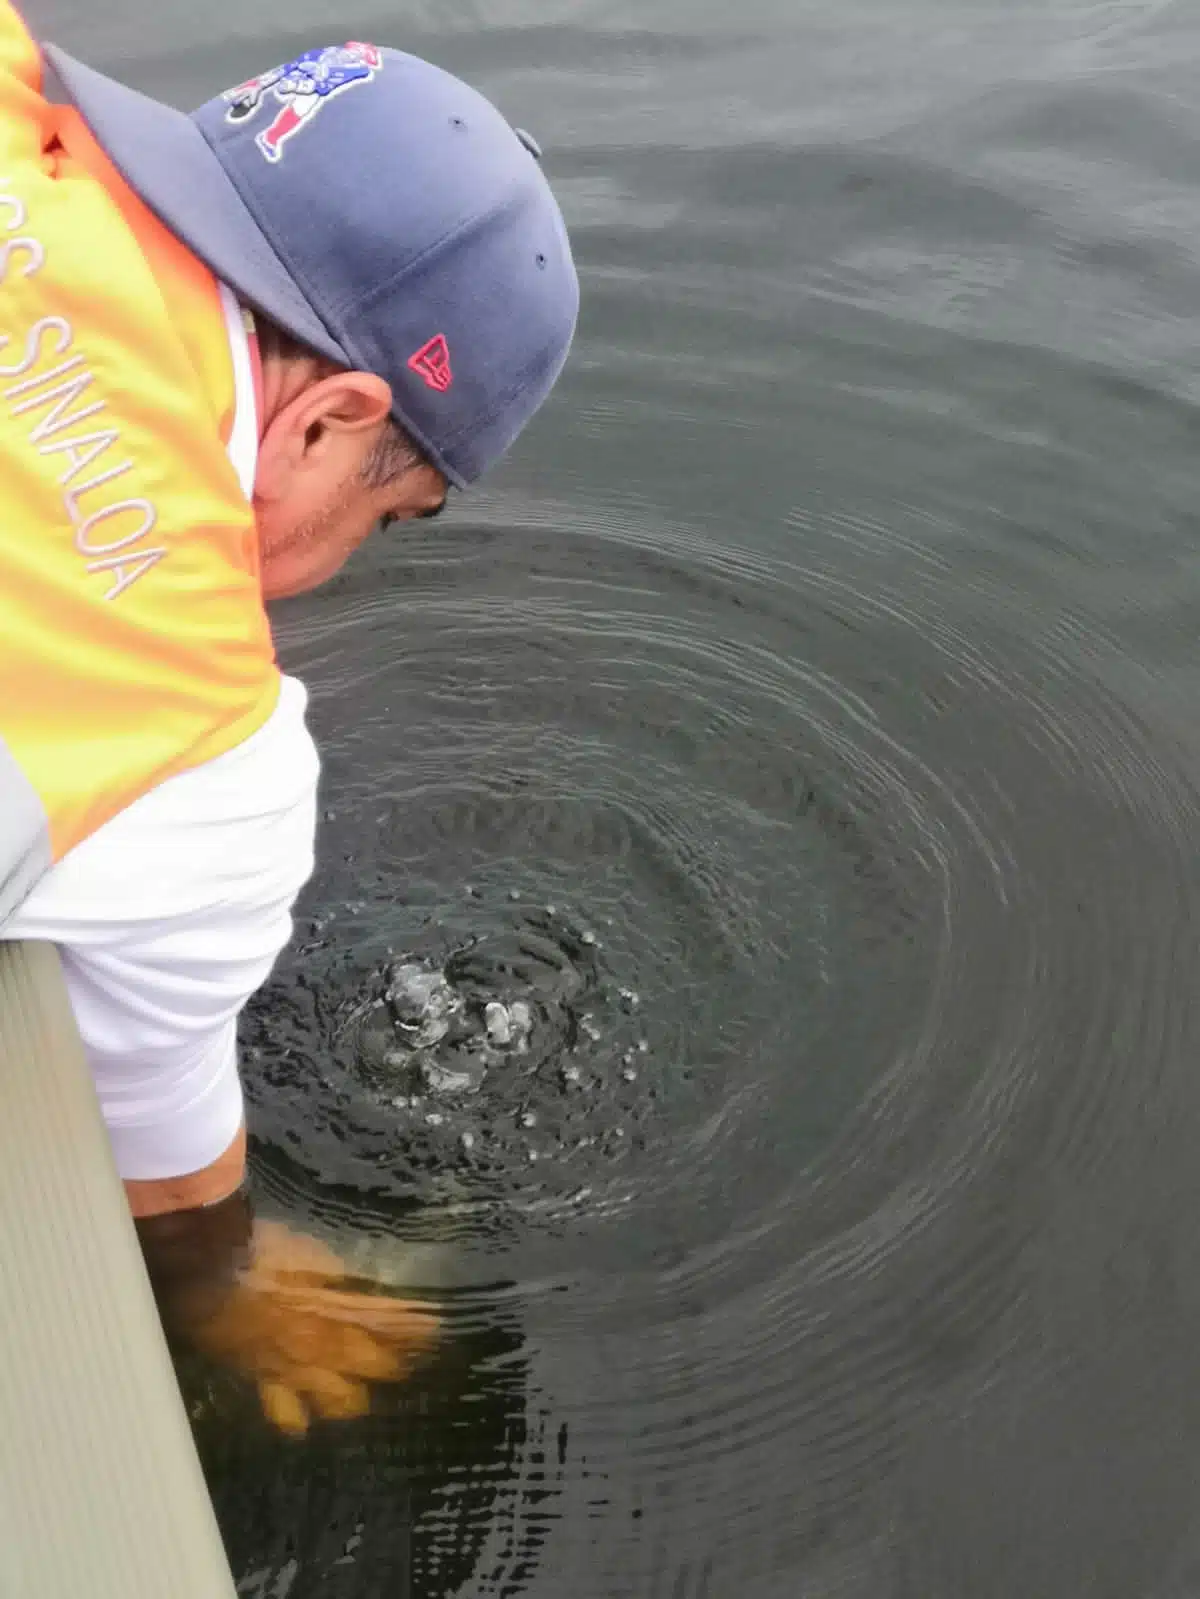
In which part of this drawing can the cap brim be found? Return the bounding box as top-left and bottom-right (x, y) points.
(43, 44), (349, 369)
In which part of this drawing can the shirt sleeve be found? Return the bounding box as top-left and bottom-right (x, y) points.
(1, 675), (319, 1181)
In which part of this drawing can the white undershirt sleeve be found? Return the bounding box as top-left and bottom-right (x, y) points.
(1, 675), (319, 1180)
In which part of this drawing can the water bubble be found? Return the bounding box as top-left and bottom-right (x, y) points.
(412, 1014), (452, 1048)
(561, 1063), (582, 1085)
(508, 888), (521, 902)
(485, 1001), (512, 1045)
(388, 962), (439, 1013)
(580, 930), (597, 946)
(622, 1067), (638, 1083)
(637, 1039), (649, 1054)
(520, 1110), (538, 1128)
(425, 1111), (445, 1127)
(527, 1148), (540, 1164)
(421, 1059), (485, 1094)
(460, 1131), (476, 1152)
(388, 961), (463, 1048)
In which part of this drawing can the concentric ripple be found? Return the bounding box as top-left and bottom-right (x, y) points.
(226, 444), (1200, 1598)
(175, 6), (1200, 1596)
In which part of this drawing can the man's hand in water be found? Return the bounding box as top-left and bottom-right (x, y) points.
(137, 1197), (439, 1436)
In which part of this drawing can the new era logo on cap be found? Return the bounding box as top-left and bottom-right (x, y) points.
(408, 334), (453, 393)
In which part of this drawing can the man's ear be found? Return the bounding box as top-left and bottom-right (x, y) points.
(254, 371), (393, 505)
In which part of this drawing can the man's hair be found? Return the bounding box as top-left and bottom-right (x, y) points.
(254, 311), (432, 488)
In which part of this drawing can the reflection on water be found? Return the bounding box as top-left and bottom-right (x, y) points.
(192, 1292), (542, 1598)
(34, 0), (1200, 1591)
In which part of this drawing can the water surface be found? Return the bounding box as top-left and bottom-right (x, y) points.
(36, 0), (1200, 1592)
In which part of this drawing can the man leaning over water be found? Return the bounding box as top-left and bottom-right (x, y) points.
(0, 4), (578, 1432)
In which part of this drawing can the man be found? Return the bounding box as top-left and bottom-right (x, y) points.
(0, 4), (578, 1433)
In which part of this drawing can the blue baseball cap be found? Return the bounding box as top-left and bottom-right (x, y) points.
(41, 40), (579, 488)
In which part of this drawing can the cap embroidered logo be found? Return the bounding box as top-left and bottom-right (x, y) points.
(222, 43), (382, 163)
(407, 334), (454, 393)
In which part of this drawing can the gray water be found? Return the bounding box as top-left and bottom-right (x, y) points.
(37, 0), (1200, 1593)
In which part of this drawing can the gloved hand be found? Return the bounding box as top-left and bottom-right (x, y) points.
(139, 1203), (440, 1436)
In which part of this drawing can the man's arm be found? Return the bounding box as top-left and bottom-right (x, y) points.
(127, 1126), (251, 1344)
(124, 1122), (246, 1218)
(1, 674), (319, 1210)
(0, 678), (440, 1429)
